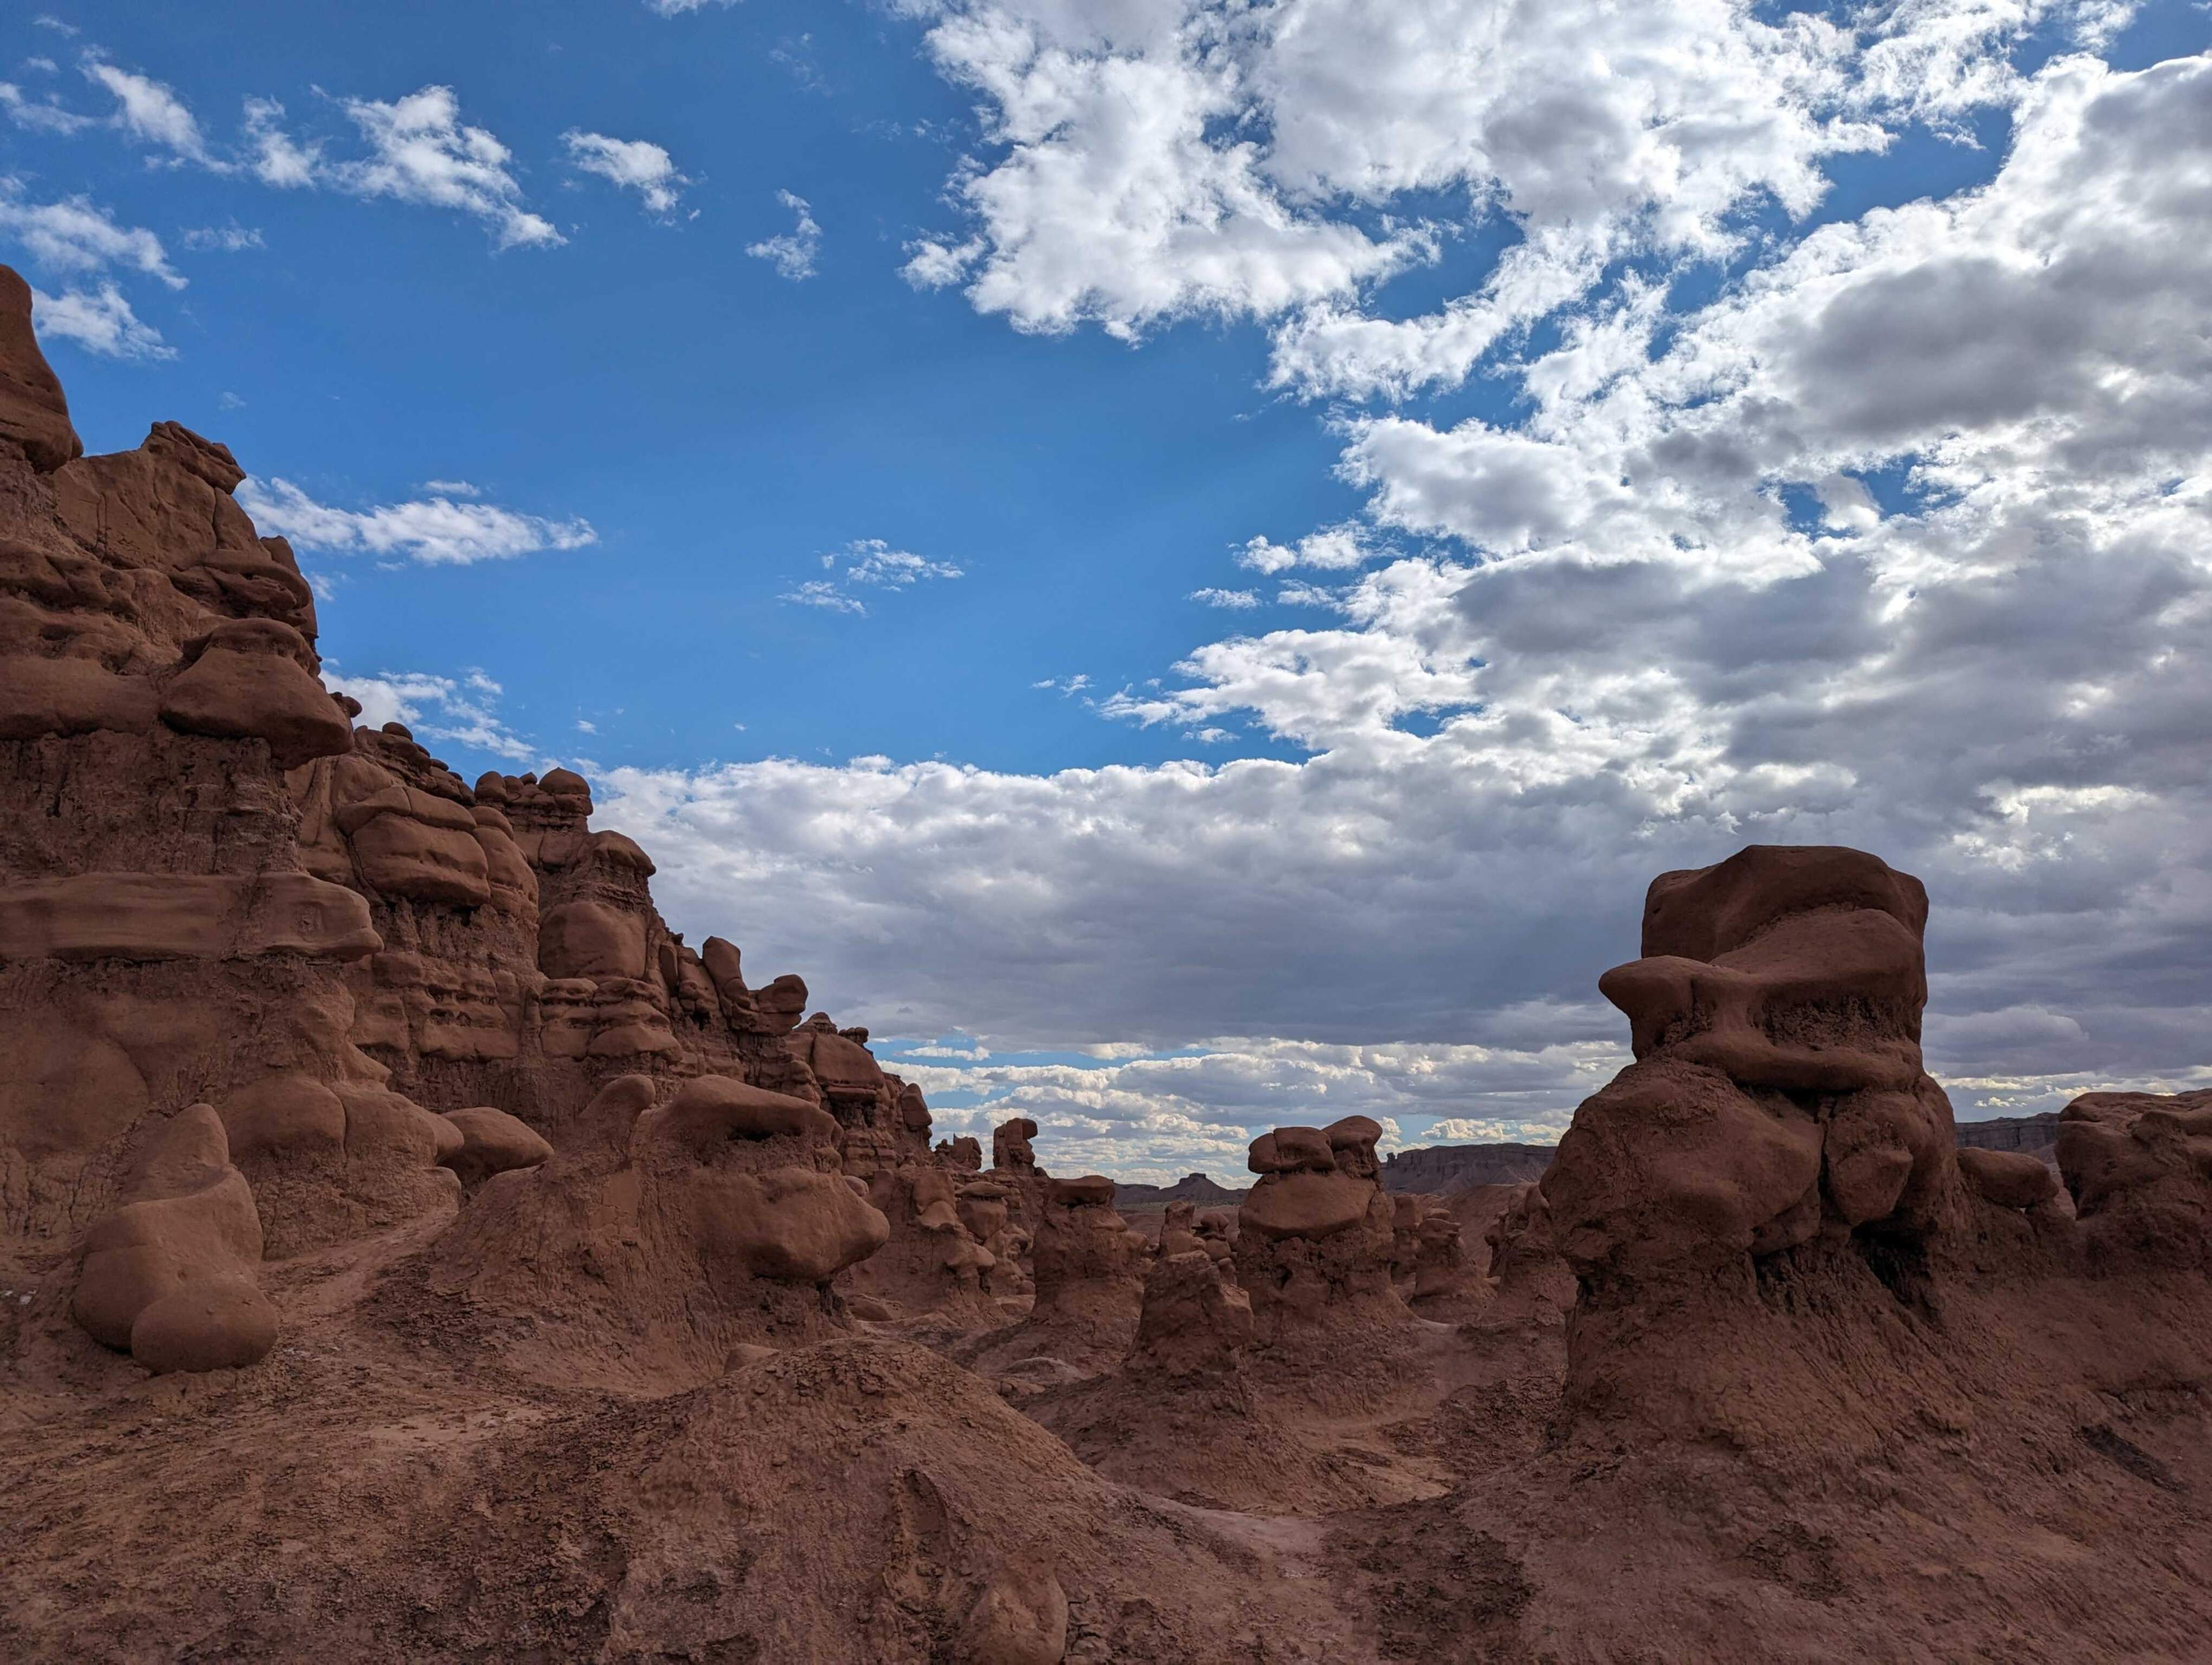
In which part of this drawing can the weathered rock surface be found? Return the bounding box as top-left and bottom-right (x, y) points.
(1127, 1246), (1252, 1379)
(1235, 1115), (1400, 1331)
(959, 1174), (1146, 1380)
(429, 1073), (888, 1387)
(438, 1106), (555, 1190)
(1543, 848), (1964, 1281)
(0, 266), (81, 471)
(71, 1105), (276, 1375)
(2057, 1087), (2212, 1270)
(0, 271), (460, 1338)
(993, 1116), (1041, 1175)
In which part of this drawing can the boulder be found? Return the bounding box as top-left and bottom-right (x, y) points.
(72, 1106), (278, 1375)
(440, 1107), (555, 1189)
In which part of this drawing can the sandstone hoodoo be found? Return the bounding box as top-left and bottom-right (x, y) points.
(1236, 1114), (1399, 1330)
(9, 266), (2212, 1663)
(961, 1173), (1149, 1380)
(1544, 845), (1956, 1284)
(993, 1114), (1042, 1174)
(1126, 1243), (1253, 1380)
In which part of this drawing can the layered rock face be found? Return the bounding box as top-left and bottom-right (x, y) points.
(0, 273), (461, 1369)
(1234, 1116), (1399, 1331)
(1542, 846), (1960, 1288)
(783, 1012), (935, 1177)
(294, 720), (942, 1192)
(0, 267), (951, 1378)
(300, 743), (833, 1136)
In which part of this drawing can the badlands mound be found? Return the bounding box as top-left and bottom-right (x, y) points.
(5, 268), (2212, 1662)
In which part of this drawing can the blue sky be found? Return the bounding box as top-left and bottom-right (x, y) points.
(8, 0), (2210, 1180)
(13, 0), (1378, 775)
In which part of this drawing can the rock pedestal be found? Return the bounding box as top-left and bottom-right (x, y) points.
(1234, 1116), (1399, 1333)
(1537, 845), (1991, 1435)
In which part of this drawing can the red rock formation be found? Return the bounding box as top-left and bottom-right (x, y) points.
(296, 732), (944, 1199)
(1534, 845), (2102, 1442)
(1025, 1175), (1146, 1363)
(2056, 1087), (2212, 1270)
(946, 1173), (1033, 1298)
(0, 274), (459, 1371)
(1127, 1246), (1252, 1379)
(840, 1162), (1006, 1320)
(0, 268), (80, 473)
(438, 1105), (554, 1190)
(1545, 845), (1955, 1287)
(1546, 849), (1942, 1266)
(430, 1073), (889, 1387)
(1194, 1206), (1237, 1260)
(958, 1174), (1146, 1382)
(71, 1104), (276, 1375)
(781, 1013), (937, 1178)
(1234, 1115), (1400, 1331)
(1479, 1181), (1575, 1318)
(993, 1116), (1041, 1174)
(1393, 1192), (1485, 1310)
(1158, 1199), (1205, 1257)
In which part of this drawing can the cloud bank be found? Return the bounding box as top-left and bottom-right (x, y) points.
(594, 16), (2212, 1176)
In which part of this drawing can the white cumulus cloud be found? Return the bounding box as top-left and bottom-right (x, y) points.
(0, 183), (183, 286)
(563, 130), (692, 218)
(747, 189), (820, 279)
(82, 59), (220, 167)
(590, 39), (2212, 1161)
(332, 86), (562, 248)
(28, 282), (172, 358)
(0, 80), (92, 134)
(240, 477), (598, 566)
(782, 538), (963, 614)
